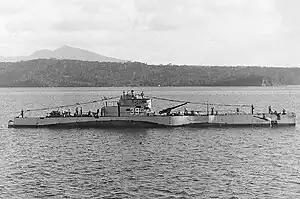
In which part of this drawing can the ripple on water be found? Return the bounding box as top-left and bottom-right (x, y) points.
(1, 87), (300, 198)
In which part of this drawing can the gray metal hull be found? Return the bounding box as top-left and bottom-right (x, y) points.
(8, 113), (296, 128)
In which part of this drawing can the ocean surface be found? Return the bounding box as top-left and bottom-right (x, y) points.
(0, 86), (300, 198)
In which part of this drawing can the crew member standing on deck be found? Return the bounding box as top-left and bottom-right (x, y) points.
(75, 107), (78, 116)
(21, 110), (24, 118)
(184, 108), (188, 115)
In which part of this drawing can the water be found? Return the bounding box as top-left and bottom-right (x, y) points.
(1, 87), (300, 198)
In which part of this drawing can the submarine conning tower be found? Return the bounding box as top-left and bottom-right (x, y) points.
(101, 90), (153, 117)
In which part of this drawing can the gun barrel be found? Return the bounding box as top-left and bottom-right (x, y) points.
(159, 102), (189, 115)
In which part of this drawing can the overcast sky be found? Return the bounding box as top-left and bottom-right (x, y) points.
(0, 0), (299, 66)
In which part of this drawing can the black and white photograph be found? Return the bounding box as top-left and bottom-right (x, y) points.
(0, 0), (299, 198)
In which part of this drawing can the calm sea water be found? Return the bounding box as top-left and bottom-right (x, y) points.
(1, 87), (300, 198)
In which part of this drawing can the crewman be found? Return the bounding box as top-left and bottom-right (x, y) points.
(184, 108), (188, 115)
(80, 107), (83, 115)
(211, 107), (214, 115)
(268, 106), (272, 114)
(75, 107), (78, 116)
(282, 108), (286, 115)
(21, 110), (24, 118)
(236, 108), (239, 114)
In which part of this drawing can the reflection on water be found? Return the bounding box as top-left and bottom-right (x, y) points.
(1, 87), (300, 198)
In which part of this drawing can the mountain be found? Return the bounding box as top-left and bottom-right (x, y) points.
(31, 49), (53, 58)
(0, 59), (298, 87)
(0, 45), (125, 63)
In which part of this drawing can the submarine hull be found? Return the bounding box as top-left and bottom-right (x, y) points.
(8, 113), (296, 128)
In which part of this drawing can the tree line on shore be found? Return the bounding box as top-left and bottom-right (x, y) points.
(0, 59), (299, 87)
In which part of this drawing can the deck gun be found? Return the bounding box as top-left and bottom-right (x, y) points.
(159, 102), (189, 115)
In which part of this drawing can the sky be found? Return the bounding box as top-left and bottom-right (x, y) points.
(0, 0), (299, 66)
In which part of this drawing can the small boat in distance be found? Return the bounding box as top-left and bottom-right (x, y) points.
(8, 90), (296, 128)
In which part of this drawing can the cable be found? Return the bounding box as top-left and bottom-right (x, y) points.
(146, 95), (252, 107)
(24, 95), (120, 113)
(12, 94), (252, 115)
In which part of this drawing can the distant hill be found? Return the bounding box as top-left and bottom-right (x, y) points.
(0, 45), (125, 63)
(0, 59), (299, 87)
